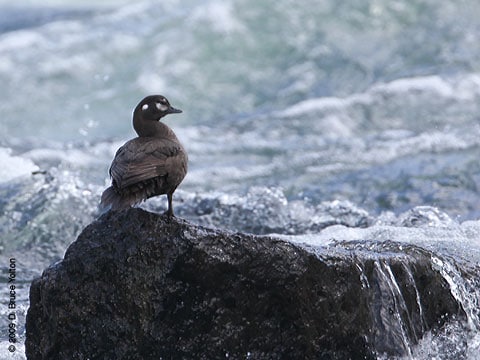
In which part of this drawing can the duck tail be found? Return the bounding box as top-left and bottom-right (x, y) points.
(99, 186), (131, 212)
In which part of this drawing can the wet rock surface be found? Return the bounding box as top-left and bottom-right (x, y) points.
(26, 208), (465, 360)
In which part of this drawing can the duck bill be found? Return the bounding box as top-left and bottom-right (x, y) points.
(168, 106), (182, 114)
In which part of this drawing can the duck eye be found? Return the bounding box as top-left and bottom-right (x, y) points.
(141, 104), (149, 111)
(156, 102), (169, 111)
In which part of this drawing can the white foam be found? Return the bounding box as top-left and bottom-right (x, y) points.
(282, 217), (480, 263)
(277, 73), (480, 118)
(0, 148), (39, 183)
(372, 75), (455, 98)
(0, 30), (45, 53)
(277, 96), (352, 118)
(137, 72), (167, 94)
(190, 2), (245, 33)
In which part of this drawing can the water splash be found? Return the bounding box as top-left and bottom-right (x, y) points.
(431, 256), (480, 331)
(372, 260), (414, 357)
(0, 167), (100, 272)
(145, 187), (373, 235)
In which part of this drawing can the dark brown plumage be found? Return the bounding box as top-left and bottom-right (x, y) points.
(100, 95), (187, 216)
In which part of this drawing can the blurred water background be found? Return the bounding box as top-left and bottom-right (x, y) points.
(0, 0), (479, 358)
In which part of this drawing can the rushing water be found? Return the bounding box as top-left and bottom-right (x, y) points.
(0, 0), (479, 358)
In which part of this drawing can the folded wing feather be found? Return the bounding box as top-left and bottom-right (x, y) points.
(110, 137), (182, 189)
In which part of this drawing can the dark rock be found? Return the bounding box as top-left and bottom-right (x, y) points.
(26, 208), (465, 360)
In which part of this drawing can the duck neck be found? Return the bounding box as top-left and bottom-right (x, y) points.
(133, 117), (176, 139)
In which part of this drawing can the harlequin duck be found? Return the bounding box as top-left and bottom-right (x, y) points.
(100, 95), (187, 216)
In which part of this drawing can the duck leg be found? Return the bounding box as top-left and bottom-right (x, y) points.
(166, 192), (174, 217)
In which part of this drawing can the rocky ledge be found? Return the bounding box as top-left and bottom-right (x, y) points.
(26, 208), (465, 359)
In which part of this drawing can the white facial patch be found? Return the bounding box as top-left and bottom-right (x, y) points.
(142, 104), (149, 111)
(156, 102), (169, 111)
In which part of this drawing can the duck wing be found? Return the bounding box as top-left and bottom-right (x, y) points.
(109, 137), (185, 189)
